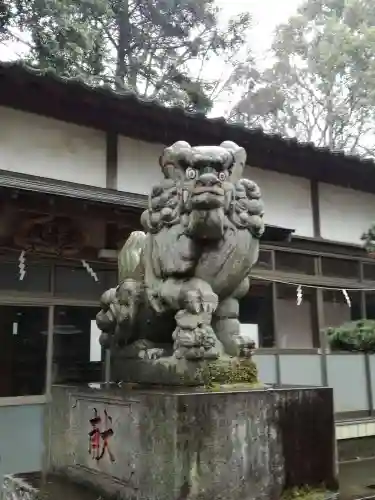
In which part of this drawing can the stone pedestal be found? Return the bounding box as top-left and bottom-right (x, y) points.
(41, 383), (338, 500)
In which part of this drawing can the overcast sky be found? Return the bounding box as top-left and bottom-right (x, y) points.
(209, 0), (304, 115)
(216, 0), (303, 59)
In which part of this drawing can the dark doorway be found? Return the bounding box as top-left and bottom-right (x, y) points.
(0, 306), (48, 397)
(239, 281), (275, 347)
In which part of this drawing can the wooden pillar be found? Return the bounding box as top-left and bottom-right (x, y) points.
(313, 257), (328, 386)
(317, 289), (328, 386)
(271, 280), (282, 385)
(45, 305), (55, 400)
(106, 132), (118, 190)
(310, 180), (321, 238)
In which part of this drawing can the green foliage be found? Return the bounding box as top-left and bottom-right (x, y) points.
(362, 224), (375, 255)
(325, 319), (375, 352)
(229, 0), (375, 157)
(1, 0), (252, 112)
(282, 486), (332, 500)
(198, 358), (258, 390)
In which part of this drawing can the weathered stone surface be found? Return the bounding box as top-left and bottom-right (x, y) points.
(44, 384), (338, 500)
(96, 141), (264, 381)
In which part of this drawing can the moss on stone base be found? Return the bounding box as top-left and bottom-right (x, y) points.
(281, 487), (334, 500)
(198, 357), (258, 390)
(112, 354), (260, 387)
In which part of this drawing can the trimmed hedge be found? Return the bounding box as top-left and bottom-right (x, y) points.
(325, 319), (375, 352)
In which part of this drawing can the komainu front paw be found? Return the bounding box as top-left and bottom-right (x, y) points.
(96, 279), (142, 349)
(173, 311), (221, 360)
(184, 289), (218, 314)
(181, 279), (218, 315)
(173, 323), (217, 349)
(121, 340), (169, 360)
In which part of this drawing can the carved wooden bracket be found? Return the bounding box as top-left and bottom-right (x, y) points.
(13, 214), (87, 256)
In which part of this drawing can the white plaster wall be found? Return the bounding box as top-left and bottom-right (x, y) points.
(117, 143), (315, 239)
(117, 136), (164, 194)
(276, 299), (313, 348)
(0, 106), (107, 187)
(319, 183), (375, 245)
(246, 166), (314, 237)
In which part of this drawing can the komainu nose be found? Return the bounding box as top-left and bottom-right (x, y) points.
(196, 173), (220, 186)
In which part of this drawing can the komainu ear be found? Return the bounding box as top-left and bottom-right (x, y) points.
(220, 141), (246, 182)
(159, 141), (192, 180)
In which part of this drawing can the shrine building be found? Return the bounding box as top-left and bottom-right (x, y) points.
(0, 61), (374, 475)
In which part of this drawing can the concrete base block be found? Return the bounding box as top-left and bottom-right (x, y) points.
(43, 383), (338, 500)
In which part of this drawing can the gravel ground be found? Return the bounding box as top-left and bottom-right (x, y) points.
(339, 458), (375, 499)
(12, 459), (375, 500)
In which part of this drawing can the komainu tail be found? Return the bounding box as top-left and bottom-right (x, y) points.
(118, 230), (147, 283)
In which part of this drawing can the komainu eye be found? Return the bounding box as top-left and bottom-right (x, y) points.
(186, 167), (197, 180)
(218, 171), (227, 181)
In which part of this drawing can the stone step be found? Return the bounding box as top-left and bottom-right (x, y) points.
(8, 471), (371, 500)
(2, 472), (103, 500)
(4, 460), (375, 500)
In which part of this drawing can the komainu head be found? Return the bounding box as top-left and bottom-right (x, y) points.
(142, 140), (264, 240)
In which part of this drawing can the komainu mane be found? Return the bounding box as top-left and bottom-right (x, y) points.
(96, 140), (264, 384)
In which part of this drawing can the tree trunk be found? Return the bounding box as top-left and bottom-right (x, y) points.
(115, 0), (131, 90)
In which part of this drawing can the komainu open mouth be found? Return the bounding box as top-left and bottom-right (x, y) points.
(191, 192), (225, 209)
(192, 185), (225, 196)
(190, 185), (225, 209)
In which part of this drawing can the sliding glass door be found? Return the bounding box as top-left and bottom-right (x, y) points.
(52, 306), (102, 385)
(0, 306), (48, 397)
(0, 306), (48, 482)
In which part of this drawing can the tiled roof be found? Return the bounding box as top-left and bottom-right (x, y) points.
(1, 60), (375, 193)
(0, 60), (372, 165)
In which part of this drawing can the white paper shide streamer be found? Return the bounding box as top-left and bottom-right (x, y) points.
(296, 285), (303, 306)
(342, 289), (351, 308)
(81, 260), (99, 282)
(18, 250), (26, 281)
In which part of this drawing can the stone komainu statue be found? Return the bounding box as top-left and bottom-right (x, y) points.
(96, 140), (264, 365)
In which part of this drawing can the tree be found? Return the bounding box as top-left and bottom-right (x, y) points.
(229, 0), (375, 157)
(1, 0), (252, 113)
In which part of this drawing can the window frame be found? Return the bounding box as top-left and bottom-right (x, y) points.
(0, 255), (116, 403)
(2, 243), (375, 401)
(252, 243), (375, 350)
